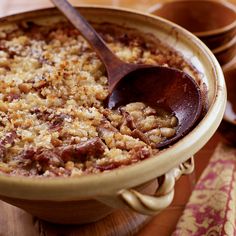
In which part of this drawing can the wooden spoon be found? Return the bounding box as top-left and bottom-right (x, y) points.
(51, 0), (202, 148)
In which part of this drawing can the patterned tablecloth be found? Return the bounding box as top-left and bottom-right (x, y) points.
(174, 143), (236, 236)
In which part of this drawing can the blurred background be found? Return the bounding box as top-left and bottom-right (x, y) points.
(1, 0), (235, 16)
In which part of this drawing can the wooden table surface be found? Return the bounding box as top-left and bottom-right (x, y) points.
(0, 1), (235, 236)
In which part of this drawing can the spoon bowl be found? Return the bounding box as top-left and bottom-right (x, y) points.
(108, 66), (202, 148)
(52, 0), (202, 148)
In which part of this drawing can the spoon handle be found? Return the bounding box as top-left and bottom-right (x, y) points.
(51, 0), (123, 77)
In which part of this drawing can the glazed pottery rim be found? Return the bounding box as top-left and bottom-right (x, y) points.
(148, 0), (236, 37)
(0, 6), (226, 200)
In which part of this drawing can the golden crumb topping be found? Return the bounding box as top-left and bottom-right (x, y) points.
(0, 20), (194, 177)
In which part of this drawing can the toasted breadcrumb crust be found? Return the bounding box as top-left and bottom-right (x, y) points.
(0, 20), (196, 177)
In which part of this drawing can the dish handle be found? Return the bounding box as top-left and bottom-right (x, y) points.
(118, 157), (194, 215)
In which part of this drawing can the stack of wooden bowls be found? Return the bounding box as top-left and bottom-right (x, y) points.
(148, 0), (236, 66)
(218, 64), (236, 145)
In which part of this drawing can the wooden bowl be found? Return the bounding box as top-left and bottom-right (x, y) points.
(212, 34), (236, 65)
(0, 7), (226, 224)
(148, 0), (236, 50)
(199, 25), (236, 50)
(223, 65), (236, 125)
(219, 64), (236, 146)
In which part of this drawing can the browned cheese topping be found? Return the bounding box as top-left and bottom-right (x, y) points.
(0, 20), (194, 177)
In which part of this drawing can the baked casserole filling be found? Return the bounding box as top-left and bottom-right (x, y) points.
(0, 20), (196, 177)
